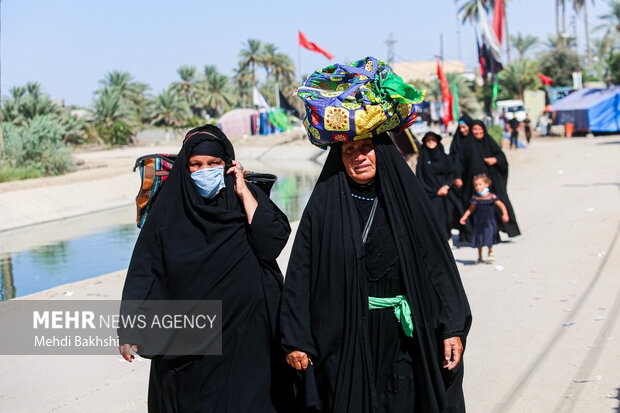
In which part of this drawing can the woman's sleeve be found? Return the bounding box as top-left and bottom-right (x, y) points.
(494, 149), (509, 176)
(280, 212), (318, 358)
(246, 186), (291, 262)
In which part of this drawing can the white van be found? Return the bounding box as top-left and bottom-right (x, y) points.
(497, 100), (527, 122)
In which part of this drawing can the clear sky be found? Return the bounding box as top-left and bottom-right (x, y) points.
(1, 0), (612, 107)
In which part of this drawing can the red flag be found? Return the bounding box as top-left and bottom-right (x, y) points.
(537, 73), (554, 86)
(492, 0), (505, 45)
(437, 61), (452, 126)
(298, 31), (334, 60)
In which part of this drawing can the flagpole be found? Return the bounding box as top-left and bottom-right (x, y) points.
(298, 44), (302, 82)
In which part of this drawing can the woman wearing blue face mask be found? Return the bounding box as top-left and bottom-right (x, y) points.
(119, 125), (293, 412)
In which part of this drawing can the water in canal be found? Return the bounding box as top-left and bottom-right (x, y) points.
(0, 170), (319, 300)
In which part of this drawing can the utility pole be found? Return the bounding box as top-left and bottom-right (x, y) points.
(504, 0), (511, 64)
(385, 33), (397, 65)
(440, 33), (444, 64)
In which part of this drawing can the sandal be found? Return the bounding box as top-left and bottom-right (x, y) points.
(476, 257), (485, 264)
(487, 253), (495, 262)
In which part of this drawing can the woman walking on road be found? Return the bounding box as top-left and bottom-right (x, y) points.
(416, 132), (462, 241)
(454, 120), (520, 242)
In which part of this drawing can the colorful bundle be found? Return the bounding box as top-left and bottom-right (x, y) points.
(297, 56), (425, 148)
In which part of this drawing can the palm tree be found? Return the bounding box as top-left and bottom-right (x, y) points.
(1, 83), (59, 125)
(510, 33), (539, 58)
(239, 39), (263, 87)
(97, 70), (149, 115)
(232, 64), (253, 107)
(260, 43), (279, 82)
(595, 0), (620, 48)
(544, 34), (576, 49)
(171, 65), (199, 108)
(93, 88), (133, 128)
(147, 89), (191, 127)
(498, 59), (540, 99)
(455, 0), (493, 24)
(199, 73), (234, 117)
(572, 0), (594, 65)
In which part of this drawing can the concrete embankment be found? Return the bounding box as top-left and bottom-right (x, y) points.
(0, 129), (322, 232)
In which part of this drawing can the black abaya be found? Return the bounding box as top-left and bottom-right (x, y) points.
(120, 125), (292, 412)
(455, 121), (521, 239)
(449, 114), (473, 157)
(416, 139), (463, 241)
(280, 134), (472, 413)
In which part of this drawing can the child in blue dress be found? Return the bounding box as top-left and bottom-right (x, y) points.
(459, 174), (509, 263)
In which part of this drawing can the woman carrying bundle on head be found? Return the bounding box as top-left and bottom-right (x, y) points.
(280, 57), (471, 413)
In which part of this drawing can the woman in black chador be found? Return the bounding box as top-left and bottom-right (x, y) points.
(449, 114), (474, 157)
(119, 125), (292, 412)
(455, 120), (521, 241)
(416, 132), (463, 241)
(280, 135), (472, 413)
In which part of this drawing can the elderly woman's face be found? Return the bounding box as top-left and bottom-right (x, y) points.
(472, 125), (485, 140)
(424, 136), (438, 150)
(188, 155), (224, 173)
(341, 140), (377, 184)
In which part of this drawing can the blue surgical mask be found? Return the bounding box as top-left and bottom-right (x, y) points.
(190, 166), (225, 198)
(477, 187), (490, 196)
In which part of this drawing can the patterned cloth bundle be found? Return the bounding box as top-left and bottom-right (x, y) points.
(297, 56), (425, 148)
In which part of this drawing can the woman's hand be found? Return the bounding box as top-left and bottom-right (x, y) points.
(459, 216), (467, 225)
(227, 161), (250, 198)
(227, 161), (258, 224)
(442, 336), (463, 370)
(119, 343), (138, 363)
(437, 186), (449, 197)
(454, 179), (463, 188)
(286, 351), (312, 370)
(502, 214), (510, 223)
(484, 157), (497, 166)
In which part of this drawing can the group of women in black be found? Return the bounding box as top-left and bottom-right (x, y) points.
(119, 122), (474, 413)
(415, 115), (521, 245)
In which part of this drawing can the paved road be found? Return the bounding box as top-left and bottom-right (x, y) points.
(0, 136), (618, 412)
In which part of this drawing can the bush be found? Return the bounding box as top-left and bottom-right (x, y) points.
(2, 115), (75, 177)
(487, 125), (505, 147)
(0, 166), (42, 182)
(97, 121), (133, 145)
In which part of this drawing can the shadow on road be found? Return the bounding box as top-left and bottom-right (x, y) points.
(595, 140), (620, 145)
(614, 387), (620, 413)
(454, 259), (479, 266)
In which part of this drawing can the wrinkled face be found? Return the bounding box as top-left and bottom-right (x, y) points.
(472, 125), (485, 140)
(458, 123), (470, 136)
(341, 140), (377, 184)
(474, 178), (489, 193)
(424, 135), (438, 150)
(188, 155), (224, 173)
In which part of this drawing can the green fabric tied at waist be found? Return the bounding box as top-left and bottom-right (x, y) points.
(368, 295), (414, 337)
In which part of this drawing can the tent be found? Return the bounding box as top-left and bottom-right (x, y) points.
(550, 86), (620, 132)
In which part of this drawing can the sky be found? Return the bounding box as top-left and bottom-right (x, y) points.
(1, 0), (613, 107)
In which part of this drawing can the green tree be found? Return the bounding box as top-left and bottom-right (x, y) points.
(538, 47), (581, 86)
(2, 82), (59, 125)
(232, 64), (253, 107)
(147, 89), (191, 127)
(498, 59), (541, 99)
(92, 88), (134, 129)
(239, 39), (263, 87)
(455, 0), (493, 24)
(96, 71), (149, 121)
(171, 65), (199, 108)
(199, 67), (234, 117)
(510, 33), (539, 59)
(609, 52), (620, 84)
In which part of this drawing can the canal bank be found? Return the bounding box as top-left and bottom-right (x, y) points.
(0, 130), (323, 232)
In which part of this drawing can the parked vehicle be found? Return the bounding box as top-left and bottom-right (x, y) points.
(497, 100), (527, 122)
